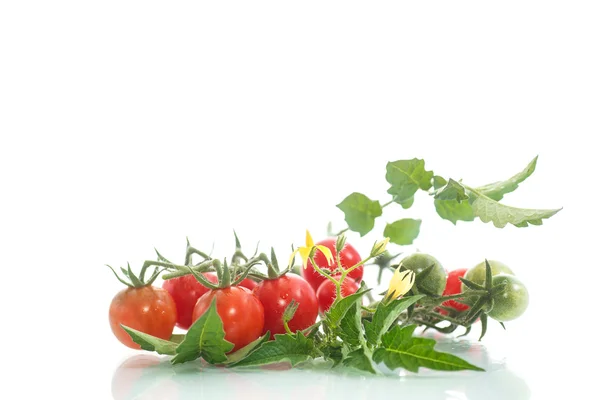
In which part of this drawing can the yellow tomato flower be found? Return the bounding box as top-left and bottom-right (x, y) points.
(288, 230), (334, 269)
(385, 266), (415, 301)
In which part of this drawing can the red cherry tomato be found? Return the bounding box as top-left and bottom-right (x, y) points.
(237, 278), (257, 291)
(316, 276), (360, 313)
(253, 274), (318, 337)
(192, 286), (264, 352)
(442, 268), (470, 312)
(109, 286), (177, 349)
(301, 238), (363, 291)
(162, 272), (219, 330)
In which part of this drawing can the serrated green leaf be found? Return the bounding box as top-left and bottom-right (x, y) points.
(224, 333), (270, 365)
(121, 325), (179, 355)
(364, 295), (424, 346)
(383, 219), (421, 245)
(172, 298), (234, 365)
(469, 190), (561, 228)
(336, 192), (383, 236)
(373, 325), (484, 372)
(433, 175), (447, 190)
(337, 302), (363, 347)
(434, 199), (475, 224)
(325, 284), (371, 328)
(435, 179), (469, 201)
(230, 332), (316, 368)
(321, 341), (344, 367)
(342, 348), (377, 374)
(475, 156), (538, 201)
(386, 159), (434, 202)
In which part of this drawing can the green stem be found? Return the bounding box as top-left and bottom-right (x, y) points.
(421, 290), (486, 306)
(309, 255), (340, 299)
(301, 320), (322, 334)
(332, 227), (349, 236)
(309, 256), (339, 286)
(382, 199), (394, 208)
(342, 255), (374, 278)
(220, 260), (231, 287)
(283, 320), (293, 335)
(334, 252), (344, 299)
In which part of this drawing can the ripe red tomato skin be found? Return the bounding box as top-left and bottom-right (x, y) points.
(316, 276), (360, 313)
(237, 278), (257, 291)
(162, 272), (219, 330)
(442, 268), (470, 312)
(253, 274), (318, 337)
(109, 286), (177, 349)
(301, 238), (363, 291)
(192, 286), (264, 352)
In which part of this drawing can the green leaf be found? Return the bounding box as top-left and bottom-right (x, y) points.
(224, 333), (270, 365)
(475, 156), (538, 201)
(383, 219), (421, 245)
(336, 192), (383, 236)
(337, 302), (363, 347)
(321, 341), (344, 367)
(435, 179), (469, 201)
(398, 196), (414, 209)
(169, 334), (186, 344)
(121, 325), (179, 355)
(469, 189), (562, 228)
(364, 295), (424, 346)
(342, 348), (377, 374)
(373, 325), (484, 372)
(386, 159), (434, 202)
(325, 284), (371, 328)
(230, 332), (317, 368)
(434, 198), (475, 224)
(171, 298), (234, 365)
(433, 175), (447, 190)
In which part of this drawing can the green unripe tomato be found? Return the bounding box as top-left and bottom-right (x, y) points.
(400, 253), (446, 296)
(487, 274), (529, 322)
(462, 260), (514, 291)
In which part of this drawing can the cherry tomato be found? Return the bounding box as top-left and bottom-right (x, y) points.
(109, 286), (177, 349)
(192, 286), (264, 352)
(462, 260), (514, 291)
(487, 274), (529, 322)
(237, 278), (257, 291)
(162, 272), (219, 330)
(400, 253), (447, 296)
(316, 276), (359, 313)
(301, 238), (363, 291)
(253, 274), (318, 337)
(442, 268), (470, 312)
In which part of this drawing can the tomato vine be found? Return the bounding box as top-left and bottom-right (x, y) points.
(106, 156), (558, 375)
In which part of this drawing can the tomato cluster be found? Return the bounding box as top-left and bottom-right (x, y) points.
(108, 238), (528, 353)
(108, 237), (365, 351)
(434, 258), (529, 321)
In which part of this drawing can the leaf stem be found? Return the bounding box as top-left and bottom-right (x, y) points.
(309, 256), (340, 286)
(283, 320), (293, 335)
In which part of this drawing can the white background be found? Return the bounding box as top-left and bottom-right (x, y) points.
(1, 1), (599, 399)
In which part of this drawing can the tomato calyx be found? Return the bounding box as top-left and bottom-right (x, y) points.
(106, 261), (169, 288)
(186, 257), (260, 290)
(157, 233), (269, 289)
(400, 259), (510, 340)
(281, 300), (300, 335)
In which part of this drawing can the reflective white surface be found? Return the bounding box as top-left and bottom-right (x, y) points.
(110, 338), (530, 400)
